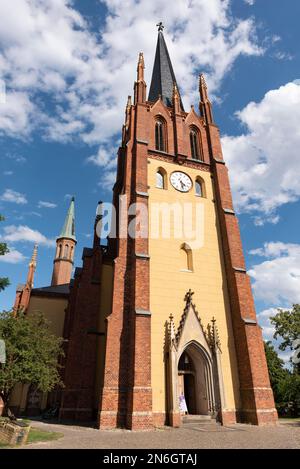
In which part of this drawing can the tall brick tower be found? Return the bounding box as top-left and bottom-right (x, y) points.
(59, 25), (277, 430)
(14, 244), (38, 313)
(97, 25), (277, 429)
(51, 197), (76, 286)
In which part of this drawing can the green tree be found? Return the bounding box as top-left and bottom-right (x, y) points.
(264, 341), (289, 404)
(0, 215), (10, 292)
(278, 373), (300, 417)
(0, 310), (64, 415)
(271, 305), (300, 372)
(271, 305), (300, 350)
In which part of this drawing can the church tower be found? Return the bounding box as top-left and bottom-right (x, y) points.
(97, 25), (277, 430)
(59, 25), (277, 430)
(51, 197), (76, 286)
(14, 244), (38, 314)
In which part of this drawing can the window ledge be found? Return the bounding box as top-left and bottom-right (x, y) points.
(180, 269), (193, 273)
(190, 158), (205, 164)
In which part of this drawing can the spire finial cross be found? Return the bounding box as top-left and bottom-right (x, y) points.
(184, 289), (194, 306)
(156, 22), (164, 32)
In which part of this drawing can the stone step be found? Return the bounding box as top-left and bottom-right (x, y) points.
(183, 414), (216, 424)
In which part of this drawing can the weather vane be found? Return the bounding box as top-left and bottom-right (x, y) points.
(156, 22), (164, 32)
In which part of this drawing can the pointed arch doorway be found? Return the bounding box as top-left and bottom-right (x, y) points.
(177, 344), (212, 416)
(167, 290), (226, 426)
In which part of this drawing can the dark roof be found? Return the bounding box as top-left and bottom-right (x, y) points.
(31, 283), (70, 298)
(148, 31), (184, 110)
(82, 247), (93, 259)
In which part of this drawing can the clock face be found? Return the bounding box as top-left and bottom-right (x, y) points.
(170, 171), (192, 192)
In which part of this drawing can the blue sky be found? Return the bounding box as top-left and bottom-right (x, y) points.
(1, 0), (300, 363)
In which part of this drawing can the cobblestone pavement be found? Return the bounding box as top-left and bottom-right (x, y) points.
(21, 419), (300, 449)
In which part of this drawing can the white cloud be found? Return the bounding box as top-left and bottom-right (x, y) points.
(273, 51), (293, 61)
(257, 307), (277, 340)
(222, 81), (300, 218)
(0, 247), (26, 264)
(3, 171), (13, 176)
(0, 91), (35, 138)
(0, 189), (27, 204)
(244, 0), (255, 5)
(5, 153), (26, 164)
(87, 145), (117, 189)
(1, 225), (55, 247)
(249, 242), (300, 304)
(38, 201), (57, 209)
(0, 0), (262, 185)
(278, 351), (292, 363)
(253, 214), (280, 227)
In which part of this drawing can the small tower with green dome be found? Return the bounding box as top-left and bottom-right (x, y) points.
(51, 197), (76, 286)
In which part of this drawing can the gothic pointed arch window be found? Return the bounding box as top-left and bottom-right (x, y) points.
(190, 127), (203, 161)
(58, 244), (62, 258)
(64, 244), (69, 259)
(180, 242), (193, 272)
(155, 117), (167, 152)
(156, 167), (167, 189)
(195, 177), (206, 197)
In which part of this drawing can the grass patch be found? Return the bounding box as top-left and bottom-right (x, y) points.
(27, 428), (64, 444)
(0, 428), (63, 448)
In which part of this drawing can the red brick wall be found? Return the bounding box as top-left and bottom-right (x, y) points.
(60, 245), (105, 421)
(208, 123), (277, 425)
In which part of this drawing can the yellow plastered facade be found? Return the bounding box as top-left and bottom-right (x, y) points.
(26, 296), (67, 336)
(148, 158), (241, 414)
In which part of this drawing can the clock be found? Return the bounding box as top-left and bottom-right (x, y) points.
(170, 171), (192, 192)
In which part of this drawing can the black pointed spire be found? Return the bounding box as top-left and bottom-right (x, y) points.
(148, 26), (184, 111)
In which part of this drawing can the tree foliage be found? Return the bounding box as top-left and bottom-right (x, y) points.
(0, 310), (64, 412)
(0, 215), (10, 292)
(271, 305), (300, 351)
(264, 305), (300, 416)
(264, 341), (289, 403)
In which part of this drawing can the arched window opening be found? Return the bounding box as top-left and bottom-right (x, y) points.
(190, 127), (203, 161)
(64, 244), (69, 259)
(58, 244), (62, 258)
(195, 177), (205, 197)
(156, 168), (167, 189)
(156, 171), (164, 189)
(180, 243), (193, 272)
(70, 246), (74, 260)
(155, 119), (166, 152)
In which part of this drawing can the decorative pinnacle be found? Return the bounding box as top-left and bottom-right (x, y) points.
(138, 52), (144, 65)
(184, 289), (194, 305)
(30, 244), (38, 265)
(169, 314), (176, 342)
(156, 21), (164, 32)
(199, 73), (207, 90)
